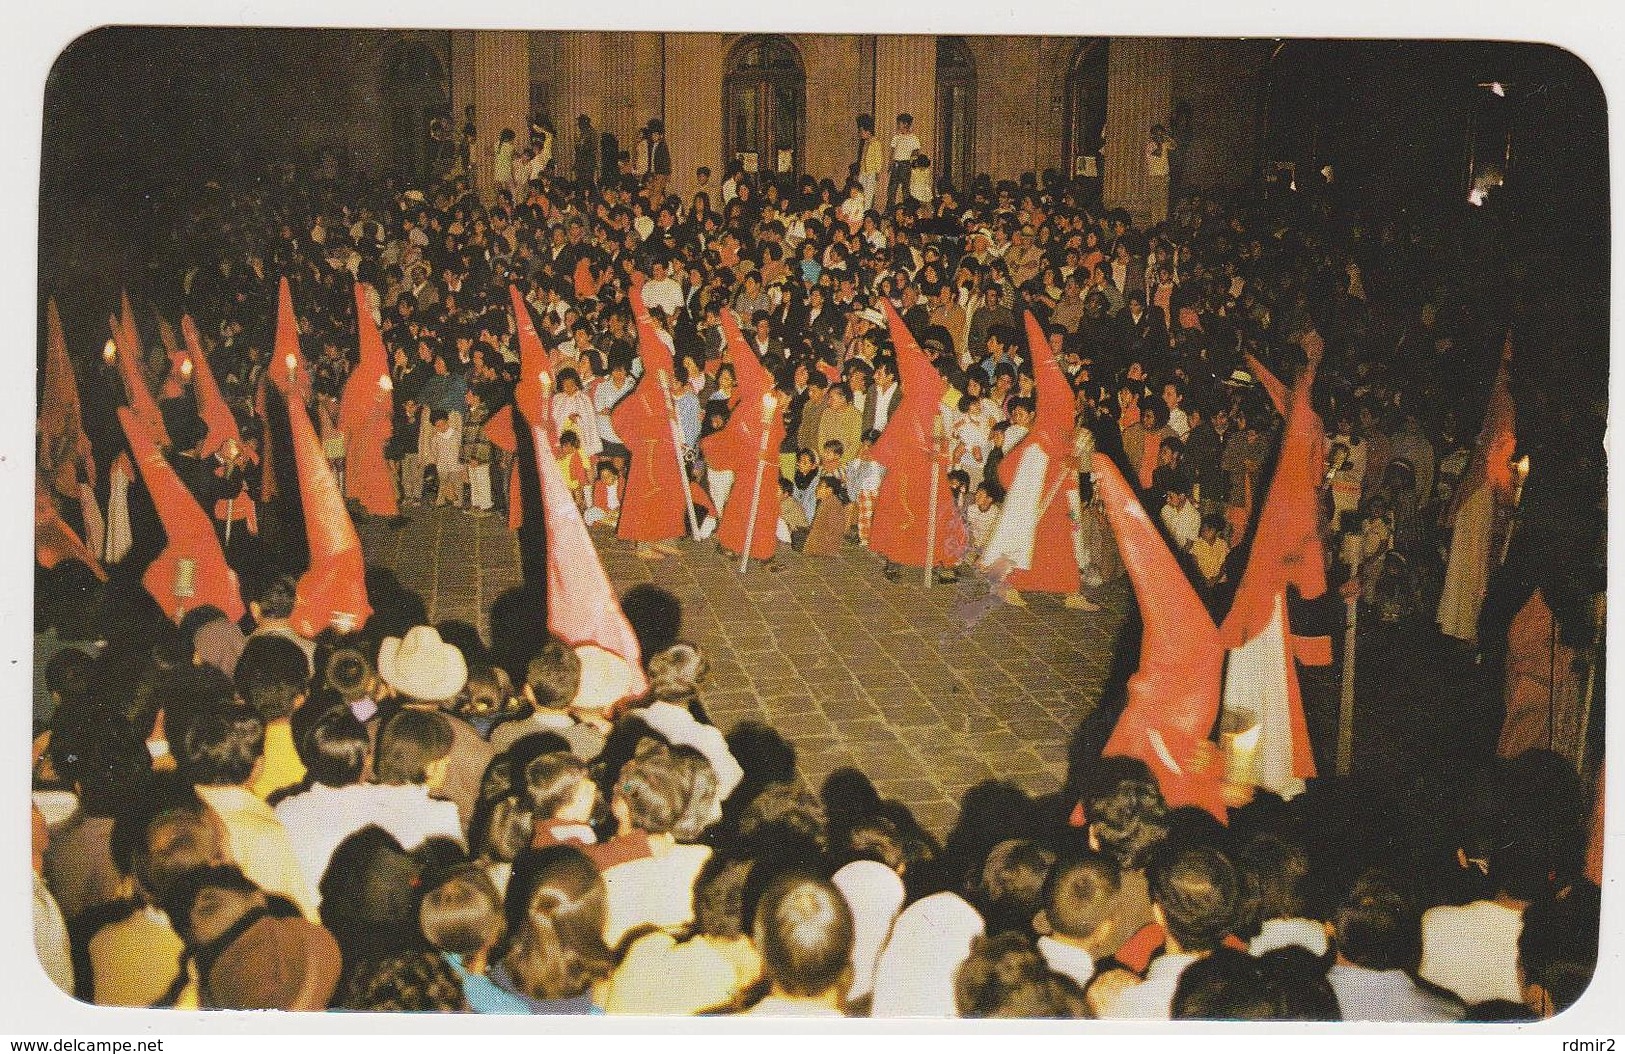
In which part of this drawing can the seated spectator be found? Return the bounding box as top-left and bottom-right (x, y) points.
(377, 625), (491, 829)
(734, 873), (855, 1016)
(955, 931), (1089, 1018)
(1516, 882), (1601, 1019)
(1033, 851), (1121, 990)
(159, 864), (341, 1011)
(274, 705), (385, 902)
(489, 637), (603, 760)
(1327, 870), (1464, 1022)
(360, 708), (466, 851)
(870, 890), (986, 1017)
(606, 850), (764, 1015)
(1094, 846), (1242, 1019)
(234, 635), (311, 801)
(490, 845), (617, 1013)
(419, 864), (530, 1013)
(1172, 946), (1339, 1021)
(1242, 833), (1328, 958)
(175, 693), (319, 920)
(599, 741), (715, 944)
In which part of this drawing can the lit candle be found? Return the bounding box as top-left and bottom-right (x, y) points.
(377, 373), (393, 392)
(1514, 455), (1530, 506)
(285, 353), (298, 378)
(180, 357), (194, 379)
(538, 372), (553, 394)
(103, 340), (117, 364)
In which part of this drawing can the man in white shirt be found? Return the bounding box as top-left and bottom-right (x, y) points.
(1160, 486), (1201, 551)
(1328, 871), (1464, 1021)
(594, 359), (637, 473)
(355, 708), (465, 854)
(640, 259), (685, 319)
(865, 359), (902, 436)
(886, 113), (920, 210)
(1097, 848), (1239, 1019)
(1163, 380), (1191, 438)
(274, 707), (391, 903)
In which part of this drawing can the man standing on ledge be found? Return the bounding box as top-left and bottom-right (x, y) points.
(886, 113), (920, 211)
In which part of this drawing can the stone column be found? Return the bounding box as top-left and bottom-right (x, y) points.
(468, 31), (530, 201)
(1103, 37), (1174, 227)
(663, 34), (724, 202)
(449, 30), (476, 143)
(556, 31), (606, 184)
(872, 35), (936, 207)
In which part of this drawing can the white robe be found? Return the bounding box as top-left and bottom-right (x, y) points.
(1220, 595), (1305, 801)
(104, 464), (133, 565)
(979, 445), (1049, 575)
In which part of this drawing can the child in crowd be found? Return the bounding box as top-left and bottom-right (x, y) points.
(1191, 513), (1230, 589)
(557, 431), (591, 510)
(585, 462), (622, 528)
(965, 481), (1003, 562)
(429, 411), (465, 508)
(803, 476), (849, 557)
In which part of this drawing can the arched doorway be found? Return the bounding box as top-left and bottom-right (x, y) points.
(935, 37), (976, 190)
(381, 41), (448, 184)
(1062, 39), (1109, 194)
(723, 35), (805, 187)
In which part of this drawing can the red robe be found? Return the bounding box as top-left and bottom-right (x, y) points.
(612, 285), (688, 544)
(35, 477), (106, 580)
(710, 310), (785, 561)
(1219, 359), (1330, 791)
(118, 406), (244, 623)
(274, 284), (371, 637)
(181, 315), (242, 461)
(339, 283), (398, 518)
(1095, 450), (1227, 820)
(990, 312), (1082, 595)
(868, 301), (965, 570)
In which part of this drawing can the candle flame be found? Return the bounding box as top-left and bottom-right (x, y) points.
(103, 340), (117, 363)
(1517, 455), (1529, 475)
(285, 353), (298, 374)
(180, 357), (194, 378)
(539, 372), (553, 391)
(378, 374), (393, 392)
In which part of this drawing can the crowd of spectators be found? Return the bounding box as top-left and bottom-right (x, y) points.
(33, 110), (1603, 1018)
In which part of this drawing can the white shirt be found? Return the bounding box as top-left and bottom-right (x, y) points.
(641, 277), (685, 319)
(1037, 936), (1096, 990)
(1328, 964), (1464, 1022)
(275, 782), (399, 903)
(352, 783), (466, 857)
(1419, 900), (1524, 1006)
(602, 843), (713, 945)
(1167, 405), (1190, 438)
(1101, 951), (1201, 1019)
(890, 132), (921, 162)
(1249, 916), (1330, 958)
(1160, 500), (1201, 551)
(635, 701), (745, 805)
(871, 383), (900, 433)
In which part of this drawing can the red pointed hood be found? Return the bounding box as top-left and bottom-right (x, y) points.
(720, 307), (773, 409)
(871, 300), (947, 468)
(112, 294), (172, 448)
(181, 315), (241, 459)
(532, 423), (648, 707)
(285, 386), (372, 638)
(269, 277), (313, 400)
(1024, 311), (1075, 453)
(41, 298), (92, 488)
(118, 406), (243, 622)
(155, 315), (189, 400)
(340, 283), (392, 437)
(510, 285), (550, 430)
(36, 476), (106, 581)
(1219, 368), (1329, 649)
(630, 284), (675, 379)
(1093, 451), (1227, 821)
(1244, 351), (1288, 417)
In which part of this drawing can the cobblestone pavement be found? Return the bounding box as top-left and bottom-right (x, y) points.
(358, 504), (1129, 839)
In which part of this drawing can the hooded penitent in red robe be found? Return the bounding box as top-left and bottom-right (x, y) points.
(35, 476), (106, 580)
(483, 284), (555, 532)
(111, 294), (171, 449)
(706, 310), (785, 562)
(1216, 361), (1329, 799)
(868, 301), (966, 570)
(273, 287), (371, 638)
(1438, 341), (1517, 643)
(339, 283), (398, 518)
(980, 312), (1083, 594)
(1095, 450), (1228, 821)
(118, 406), (244, 623)
(612, 284), (689, 545)
(41, 297), (95, 502)
(181, 315), (241, 460)
(530, 420), (649, 707)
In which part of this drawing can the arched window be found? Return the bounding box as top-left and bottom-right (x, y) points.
(724, 35), (805, 186)
(1062, 40), (1109, 185)
(935, 37), (976, 190)
(381, 41), (448, 183)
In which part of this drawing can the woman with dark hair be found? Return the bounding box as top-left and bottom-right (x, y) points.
(489, 845), (616, 1013)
